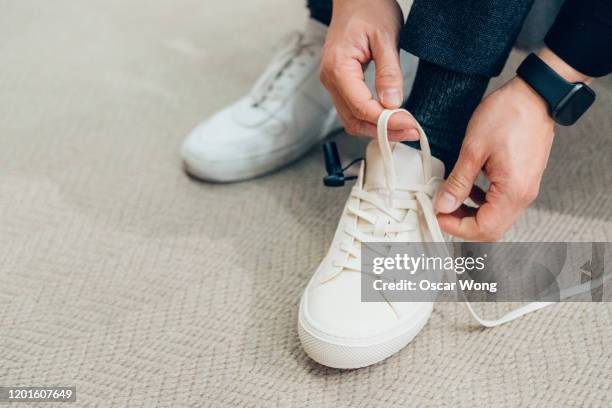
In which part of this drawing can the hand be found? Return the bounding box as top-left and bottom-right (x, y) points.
(434, 48), (592, 241)
(434, 76), (555, 241)
(319, 0), (419, 141)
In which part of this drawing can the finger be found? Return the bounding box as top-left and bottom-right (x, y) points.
(445, 204), (478, 219)
(387, 112), (419, 133)
(371, 34), (403, 108)
(330, 80), (418, 140)
(435, 143), (485, 214)
(469, 185), (486, 206)
(387, 128), (420, 141)
(437, 190), (518, 241)
(332, 59), (415, 131)
(328, 88), (377, 136)
(436, 204), (486, 241)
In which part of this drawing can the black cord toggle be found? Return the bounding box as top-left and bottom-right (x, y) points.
(322, 142), (363, 187)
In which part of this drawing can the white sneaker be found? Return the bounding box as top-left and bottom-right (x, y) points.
(298, 109), (563, 368)
(298, 109), (446, 369)
(181, 19), (416, 183)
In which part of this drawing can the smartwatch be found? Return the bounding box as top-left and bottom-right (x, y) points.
(516, 53), (596, 126)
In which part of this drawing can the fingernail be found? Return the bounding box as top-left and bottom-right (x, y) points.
(435, 191), (457, 213)
(380, 89), (402, 108)
(407, 129), (419, 140)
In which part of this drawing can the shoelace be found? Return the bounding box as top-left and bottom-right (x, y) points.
(249, 32), (317, 109)
(333, 109), (444, 273)
(336, 109), (558, 328)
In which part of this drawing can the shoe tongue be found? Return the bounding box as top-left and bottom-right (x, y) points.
(362, 141), (444, 191)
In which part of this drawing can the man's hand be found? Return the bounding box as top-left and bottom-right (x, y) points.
(434, 76), (555, 241)
(434, 48), (592, 241)
(320, 0), (418, 141)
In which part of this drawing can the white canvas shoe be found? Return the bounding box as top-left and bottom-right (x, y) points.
(298, 109), (446, 369)
(298, 110), (564, 369)
(181, 19), (416, 183)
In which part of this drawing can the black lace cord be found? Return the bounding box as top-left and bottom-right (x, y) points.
(322, 141), (363, 187)
(339, 158), (363, 182)
(342, 158), (363, 172)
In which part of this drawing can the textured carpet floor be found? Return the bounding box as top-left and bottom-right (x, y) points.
(1, 0), (611, 407)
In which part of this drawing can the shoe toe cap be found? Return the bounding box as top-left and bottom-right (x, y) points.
(181, 111), (248, 162)
(181, 104), (287, 181)
(299, 271), (433, 369)
(303, 272), (399, 339)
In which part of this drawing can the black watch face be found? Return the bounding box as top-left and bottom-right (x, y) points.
(553, 84), (596, 126)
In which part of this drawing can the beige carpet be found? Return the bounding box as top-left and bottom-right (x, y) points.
(1, 0), (611, 406)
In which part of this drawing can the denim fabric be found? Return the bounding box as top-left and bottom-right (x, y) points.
(400, 0), (534, 77)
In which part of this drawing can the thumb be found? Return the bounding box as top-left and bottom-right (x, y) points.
(435, 146), (484, 214)
(371, 37), (403, 109)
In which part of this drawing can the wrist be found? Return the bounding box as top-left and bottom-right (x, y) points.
(507, 76), (554, 123)
(516, 51), (596, 126)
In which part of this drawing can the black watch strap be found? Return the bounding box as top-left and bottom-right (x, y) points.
(516, 53), (575, 111)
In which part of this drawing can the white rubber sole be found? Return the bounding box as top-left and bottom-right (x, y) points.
(298, 295), (433, 369)
(182, 109), (340, 183)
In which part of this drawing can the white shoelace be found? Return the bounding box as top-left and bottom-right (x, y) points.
(249, 32), (318, 109)
(335, 109), (558, 328)
(333, 109), (444, 272)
